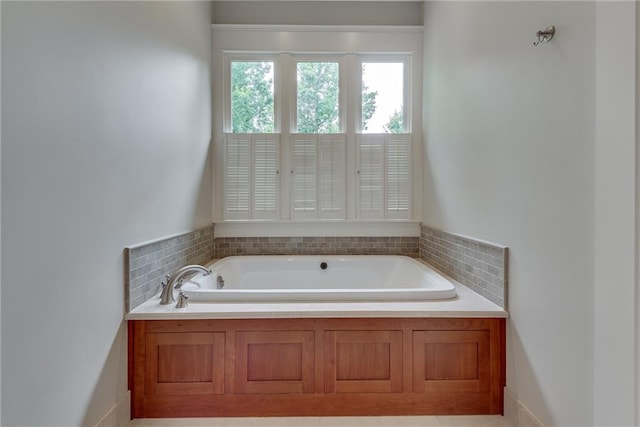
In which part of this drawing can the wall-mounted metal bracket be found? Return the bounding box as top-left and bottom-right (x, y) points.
(533, 26), (555, 47)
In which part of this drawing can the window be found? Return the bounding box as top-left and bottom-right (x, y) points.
(230, 60), (275, 133)
(296, 61), (340, 133)
(360, 61), (406, 133)
(214, 25), (421, 225)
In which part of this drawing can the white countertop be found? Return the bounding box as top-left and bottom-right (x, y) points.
(125, 281), (508, 320)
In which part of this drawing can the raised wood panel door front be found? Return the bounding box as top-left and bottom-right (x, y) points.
(145, 332), (225, 396)
(235, 330), (315, 394)
(413, 330), (490, 393)
(324, 330), (403, 393)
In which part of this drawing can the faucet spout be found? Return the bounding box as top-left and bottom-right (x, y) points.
(160, 264), (212, 305)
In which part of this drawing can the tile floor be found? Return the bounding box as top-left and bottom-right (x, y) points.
(130, 415), (511, 427)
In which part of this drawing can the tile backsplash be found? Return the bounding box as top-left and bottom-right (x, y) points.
(124, 225), (214, 311)
(124, 223), (507, 311)
(419, 225), (508, 309)
(214, 236), (419, 258)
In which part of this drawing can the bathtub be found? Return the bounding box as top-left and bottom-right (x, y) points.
(180, 255), (457, 302)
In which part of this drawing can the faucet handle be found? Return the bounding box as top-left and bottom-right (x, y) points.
(159, 274), (171, 299)
(160, 274), (174, 301)
(175, 291), (189, 309)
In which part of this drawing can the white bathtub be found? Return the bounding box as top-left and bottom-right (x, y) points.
(180, 255), (457, 302)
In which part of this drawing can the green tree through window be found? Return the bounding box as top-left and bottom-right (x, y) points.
(296, 62), (339, 133)
(230, 59), (402, 134)
(383, 110), (403, 133)
(295, 62), (379, 133)
(231, 61), (274, 133)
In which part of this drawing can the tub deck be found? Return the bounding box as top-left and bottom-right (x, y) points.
(125, 280), (507, 320)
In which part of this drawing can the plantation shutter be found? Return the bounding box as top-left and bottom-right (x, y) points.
(291, 134), (346, 220)
(224, 134), (251, 220)
(386, 134), (411, 219)
(357, 134), (411, 219)
(291, 135), (317, 219)
(357, 135), (385, 219)
(318, 135), (345, 219)
(224, 134), (279, 220)
(253, 135), (279, 219)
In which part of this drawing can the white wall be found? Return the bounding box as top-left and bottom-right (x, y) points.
(1, 1), (212, 425)
(593, 2), (637, 425)
(637, 7), (640, 425)
(424, 2), (635, 426)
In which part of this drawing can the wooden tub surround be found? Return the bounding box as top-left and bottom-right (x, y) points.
(129, 317), (505, 418)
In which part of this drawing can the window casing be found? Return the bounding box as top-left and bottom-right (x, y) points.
(358, 57), (410, 134)
(224, 54), (280, 134)
(213, 25), (422, 226)
(295, 58), (343, 134)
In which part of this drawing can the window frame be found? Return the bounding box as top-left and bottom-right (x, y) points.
(356, 54), (412, 134)
(212, 25), (423, 230)
(292, 55), (346, 134)
(224, 53), (281, 134)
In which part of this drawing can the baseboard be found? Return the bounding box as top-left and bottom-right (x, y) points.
(504, 387), (546, 427)
(95, 391), (130, 427)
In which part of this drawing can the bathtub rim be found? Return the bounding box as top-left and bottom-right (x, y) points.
(125, 256), (508, 320)
(183, 254), (458, 302)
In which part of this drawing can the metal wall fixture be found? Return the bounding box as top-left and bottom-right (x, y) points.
(533, 26), (555, 47)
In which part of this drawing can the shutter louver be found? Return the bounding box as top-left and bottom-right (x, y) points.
(291, 135), (317, 219)
(291, 134), (346, 220)
(224, 135), (251, 219)
(357, 135), (385, 219)
(357, 134), (411, 219)
(253, 135), (279, 219)
(386, 134), (411, 219)
(318, 135), (345, 219)
(224, 134), (279, 220)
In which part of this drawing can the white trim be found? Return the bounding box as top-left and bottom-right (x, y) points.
(211, 25), (423, 53)
(357, 55), (411, 133)
(504, 387), (546, 427)
(214, 220), (420, 238)
(224, 55), (280, 133)
(292, 55), (344, 133)
(94, 391), (130, 427)
(211, 24), (423, 33)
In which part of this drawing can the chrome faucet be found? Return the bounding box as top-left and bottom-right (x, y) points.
(160, 264), (212, 305)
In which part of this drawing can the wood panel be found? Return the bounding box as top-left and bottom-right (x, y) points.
(130, 318), (506, 418)
(139, 391), (492, 417)
(325, 330), (402, 393)
(235, 330), (315, 394)
(144, 332), (225, 396)
(413, 330), (489, 393)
